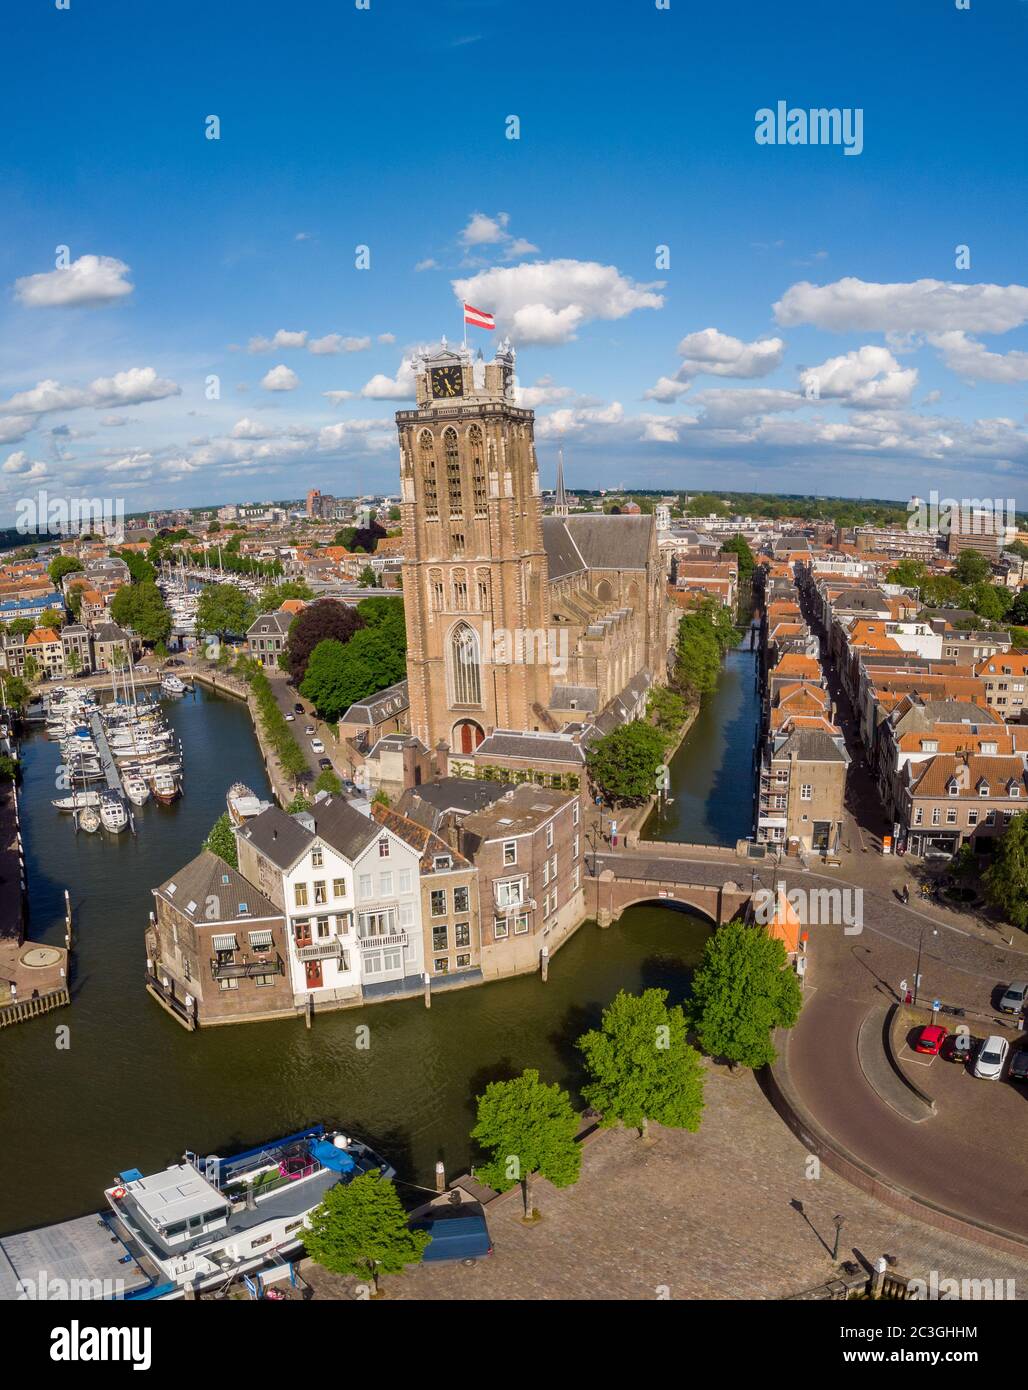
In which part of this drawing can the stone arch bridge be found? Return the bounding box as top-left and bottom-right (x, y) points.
(586, 848), (756, 928)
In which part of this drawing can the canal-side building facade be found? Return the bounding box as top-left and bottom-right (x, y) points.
(147, 851), (292, 1026)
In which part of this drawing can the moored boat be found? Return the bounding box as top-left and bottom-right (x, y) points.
(100, 794), (129, 833)
(78, 806), (101, 833)
(150, 769), (180, 803)
(53, 791), (102, 812)
(123, 773), (150, 806)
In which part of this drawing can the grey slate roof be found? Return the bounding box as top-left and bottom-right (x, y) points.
(549, 685), (599, 712)
(394, 778), (517, 830)
(154, 849), (281, 923)
(474, 729), (587, 764)
(237, 806), (313, 870)
(542, 513), (653, 580)
(340, 678), (409, 726)
(247, 611), (293, 637)
(773, 727), (849, 763)
(240, 795), (381, 867)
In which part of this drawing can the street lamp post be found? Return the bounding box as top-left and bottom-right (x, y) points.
(832, 1214), (844, 1262)
(912, 925), (938, 1008)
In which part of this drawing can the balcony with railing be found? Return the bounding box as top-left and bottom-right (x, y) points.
(295, 939), (348, 962)
(357, 930), (408, 949)
(210, 954), (285, 980)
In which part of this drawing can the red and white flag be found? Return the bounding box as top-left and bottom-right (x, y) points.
(463, 303), (495, 330)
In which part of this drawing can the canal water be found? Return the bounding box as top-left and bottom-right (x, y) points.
(644, 642), (760, 846)
(1, 686), (713, 1234)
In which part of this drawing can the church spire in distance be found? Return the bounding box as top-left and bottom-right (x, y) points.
(554, 447), (569, 518)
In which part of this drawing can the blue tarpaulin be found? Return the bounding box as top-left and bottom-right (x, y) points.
(309, 1139), (356, 1173)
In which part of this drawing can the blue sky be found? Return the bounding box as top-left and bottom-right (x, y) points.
(2, 0), (1027, 523)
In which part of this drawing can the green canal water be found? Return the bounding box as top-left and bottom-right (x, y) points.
(1, 686), (715, 1235)
(644, 643), (759, 846)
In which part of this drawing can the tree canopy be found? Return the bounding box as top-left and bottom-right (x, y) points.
(257, 580), (313, 613)
(196, 583), (256, 641)
(300, 628), (407, 720)
(577, 988), (705, 1139)
(720, 534), (754, 581)
(471, 1068), (581, 1216)
(48, 555), (83, 587)
(203, 812), (238, 869)
(688, 920), (804, 1069)
(285, 599), (365, 684)
(587, 719), (668, 805)
(953, 548), (992, 585)
(111, 580), (172, 645)
(303, 1172), (429, 1293)
(983, 813), (1028, 932)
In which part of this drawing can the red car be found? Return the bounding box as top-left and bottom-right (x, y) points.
(914, 1024), (947, 1055)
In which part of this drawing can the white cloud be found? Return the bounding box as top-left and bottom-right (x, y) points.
(2, 451), (49, 478)
(535, 402), (625, 438)
(515, 377), (575, 408)
(799, 345), (918, 407)
(14, 254), (134, 308)
(645, 328), (785, 399)
(260, 364), (299, 392)
(104, 452), (154, 474)
(307, 334), (371, 355)
(775, 277), (1028, 334)
(0, 367), (180, 418)
(503, 237), (540, 260)
(691, 388), (807, 426)
(460, 211), (511, 247)
(359, 357), (417, 400)
(323, 390), (357, 405)
(453, 260), (664, 345)
(415, 258), (439, 272)
(927, 330), (1028, 384)
(378, 332), (396, 344)
(295, 232), (313, 241)
(248, 329), (308, 353)
(0, 416), (33, 444)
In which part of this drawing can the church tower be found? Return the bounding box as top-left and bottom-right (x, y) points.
(397, 339), (552, 756)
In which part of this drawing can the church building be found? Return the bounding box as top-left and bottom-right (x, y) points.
(396, 339), (674, 761)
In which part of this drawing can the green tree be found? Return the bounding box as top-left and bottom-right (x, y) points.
(313, 767), (342, 795)
(7, 617), (35, 638)
(111, 581), (172, 645)
(115, 549), (157, 585)
(967, 581), (1012, 624)
(720, 534), (754, 581)
(39, 607), (65, 630)
(688, 920), (803, 1069)
(983, 812), (1028, 932)
(303, 1171), (429, 1294)
(196, 583), (256, 642)
(0, 753), (19, 782)
(334, 526), (358, 549)
(358, 565), (378, 588)
(0, 675), (32, 711)
(300, 629), (407, 719)
(647, 685), (687, 735)
(674, 611), (721, 698)
(22, 654), (39, 682)
(586, 720), (667, 804)
(48, 555), (83, 587)
(577, 988), (705, 1140)
(953, 548), (991, 585)
(67, 587), (83, 619)
(65, 649), (82, 678)
(471, 1069), (581, 1218)
(257, 580), (313, 613)
(886, 559), (928, 589)
(203, 812), (238, 869)
(1007, 590), (1028, 628)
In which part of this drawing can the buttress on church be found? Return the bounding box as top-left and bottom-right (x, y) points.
(396, 339), (675, 762)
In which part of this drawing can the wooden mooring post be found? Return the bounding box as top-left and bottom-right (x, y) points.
(64, 889), (72, 950)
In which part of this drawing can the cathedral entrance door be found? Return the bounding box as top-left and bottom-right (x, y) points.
(453, 719), (485, 755)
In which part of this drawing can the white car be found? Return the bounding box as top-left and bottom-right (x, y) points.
(284, 712), (294, 721)
(973, 1035), (1009, 1080)
(304, 725), (316, 736)
(310, 738), (325, 754)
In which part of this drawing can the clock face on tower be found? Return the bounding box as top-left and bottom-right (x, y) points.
(430, 364), (464, 399)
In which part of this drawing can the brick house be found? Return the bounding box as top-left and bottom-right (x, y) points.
(902, 753), (1028, 856)
(757, 726), (849, 854)
(458, 785), (584, 978)
(146, 850), (292, 1026)
(246, 610), (293, 667)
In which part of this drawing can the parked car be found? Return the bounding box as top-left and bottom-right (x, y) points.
(294, 702), (304, 713)
(318, 757), (332, 770)
(304, 725), (316, 736)
(914, 1024), (947, 1056)
(998, 981), (1028, 1016)
(973, 1035), (1009, 1080)
(409, 1205), (493, 1264)
(284, 712), (294, 721)
(923, 846), (952, 865)
(941, 1033), (974, 1064)
(310, 738), (325, 754)
(341, 778), (359, 795)
(1007, 1049), (1028, 1083)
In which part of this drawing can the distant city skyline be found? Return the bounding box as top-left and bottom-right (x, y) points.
(2, 0), (1027, 524)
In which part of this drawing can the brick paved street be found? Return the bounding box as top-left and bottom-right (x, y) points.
(304, 1064), (1028, 1301)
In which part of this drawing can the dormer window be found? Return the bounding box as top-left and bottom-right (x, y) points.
(979, 782), (990, 797)
(1010, 783), (1020, 798)
(948, 782), (959, 796)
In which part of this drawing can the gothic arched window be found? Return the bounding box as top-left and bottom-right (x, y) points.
(469, 424), (487, 516)
(419, 430), (437, 518)
(450, 621), (482, 707)
(444, 427), (462, 517)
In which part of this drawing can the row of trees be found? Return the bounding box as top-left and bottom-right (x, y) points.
(886, 550), (1015, 626)
(240, 659), (309, 781)
(306, 930), (802, 1290)
(299, 599), (407, 720)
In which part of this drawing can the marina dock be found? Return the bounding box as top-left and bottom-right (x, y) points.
(88, 710), (124, 794)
